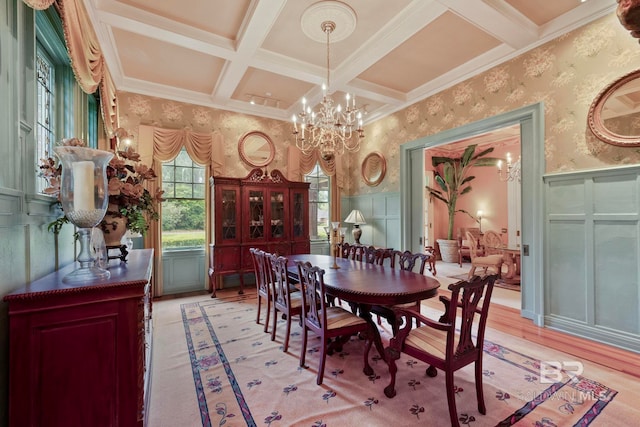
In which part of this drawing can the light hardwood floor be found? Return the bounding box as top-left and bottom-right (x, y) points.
(431, 261), (640, 379)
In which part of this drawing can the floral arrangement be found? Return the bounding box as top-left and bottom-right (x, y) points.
(39, 138), (164, 236)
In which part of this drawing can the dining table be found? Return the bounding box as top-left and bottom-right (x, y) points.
(288, 254), (440, 376)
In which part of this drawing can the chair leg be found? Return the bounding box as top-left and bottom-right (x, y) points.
(270, 305), (278, 342)
(468, 266), (476, 278)
(299, 328), (308, 368)
(283, 313), (292, 352)
(445, 370), (460, 427)
(317, 341), (327, 385)
(256, 295), (262, 325)
(264, 295), (271, 333)
(475, 359), (486, 414)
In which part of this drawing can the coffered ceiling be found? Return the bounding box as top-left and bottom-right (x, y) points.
(84, 0), (616, 125)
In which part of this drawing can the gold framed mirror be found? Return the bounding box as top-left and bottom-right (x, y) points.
(361, 151), (386, 187)
(238, 131), (275, 167)
(588, 68), (640, 147)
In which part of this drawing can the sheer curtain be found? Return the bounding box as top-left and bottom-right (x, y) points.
(138, 125), (225, 295)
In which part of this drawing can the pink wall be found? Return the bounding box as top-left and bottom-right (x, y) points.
(426, 143), (520, 241)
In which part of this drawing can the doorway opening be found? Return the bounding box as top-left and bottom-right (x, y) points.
(423, 124), (522, 310)
(400, 103), (545, 325)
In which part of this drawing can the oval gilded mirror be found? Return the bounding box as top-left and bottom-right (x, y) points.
(361, 151), (386, 187)
(238, 131), (275, 167)
(588, 68), (640, 146)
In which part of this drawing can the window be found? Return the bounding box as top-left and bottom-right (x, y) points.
(305, 164), (330, 240)
(161, 149), (206, 250)
(35, 46), (55, 194)
(35, 8), (99, 194)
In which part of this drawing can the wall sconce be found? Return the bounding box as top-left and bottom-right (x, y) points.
(477, 210), (483, 232)
(113, 127), (133, 151)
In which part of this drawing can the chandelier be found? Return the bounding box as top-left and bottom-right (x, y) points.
(497, 153), (521, 182)
(292, 20), (364, 161)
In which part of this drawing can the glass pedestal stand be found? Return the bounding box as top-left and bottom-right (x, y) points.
(64, 227), (110, 283)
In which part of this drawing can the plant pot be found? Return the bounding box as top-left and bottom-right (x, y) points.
(101, 213), (127, 247)
(437, 239), (459, 263)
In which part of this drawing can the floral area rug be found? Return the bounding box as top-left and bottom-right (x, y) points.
(174, 292), (631, 427)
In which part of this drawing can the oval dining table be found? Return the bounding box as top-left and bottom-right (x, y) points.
(288, 253), (440, 376)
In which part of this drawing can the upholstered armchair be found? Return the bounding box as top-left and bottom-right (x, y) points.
(458, 227), (484, 266)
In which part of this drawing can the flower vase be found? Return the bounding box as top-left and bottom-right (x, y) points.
(101, 205), (128, 247)
(54, 146), (114, 283)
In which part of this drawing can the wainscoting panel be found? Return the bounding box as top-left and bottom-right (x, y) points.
(162, 250), (206, 295)
(544, 166), (640, 352)
(342, 192), (400, 250)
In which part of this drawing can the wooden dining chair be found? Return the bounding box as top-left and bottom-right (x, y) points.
(423, 246), (437, 275)
(296, 261), (373, 385)
(339, 242), (352, 259)
(482, 230), (504, 256)
(362, 246), (386, 264)
(384, 274), (498, 427)
(466, 231), (503, 278)
(250, 248), (272, 333)
(269, 254), (303, 352)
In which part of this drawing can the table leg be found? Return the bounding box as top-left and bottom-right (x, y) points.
(358, 304), (386, 376)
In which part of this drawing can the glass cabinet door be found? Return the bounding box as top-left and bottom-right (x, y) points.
(292, 190), (305, 239)
(270, 190), (285, 240)
(247, 189), (265, 240)
(221, 189), (237, 241)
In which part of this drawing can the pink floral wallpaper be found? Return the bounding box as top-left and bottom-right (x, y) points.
(117, 12), (640, 196)
(117, 92), (293, 179)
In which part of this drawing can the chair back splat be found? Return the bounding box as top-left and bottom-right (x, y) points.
(383, 274), (498, 427)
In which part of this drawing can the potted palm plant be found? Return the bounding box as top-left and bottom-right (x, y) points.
(426, 144), (498, 263)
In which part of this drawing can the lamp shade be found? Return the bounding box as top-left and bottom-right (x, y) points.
(344, 209), (366, 225)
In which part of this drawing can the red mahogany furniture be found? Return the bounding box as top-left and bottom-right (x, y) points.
(3, 249), (154, 427)
(288, 254), (440, 370)
(209, 168), (309, 296)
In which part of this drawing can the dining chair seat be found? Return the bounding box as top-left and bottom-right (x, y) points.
(325, 306), (369, 329)
(404, 324), (459, 360)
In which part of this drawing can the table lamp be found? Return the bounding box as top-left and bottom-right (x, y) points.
(344, 209), (366, 244)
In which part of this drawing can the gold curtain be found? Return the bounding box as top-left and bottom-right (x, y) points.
(139, 125), (225, 296)
(100, 67), (118, 138)
(59, 0), (104, 94)
(287, 146), (344, 224)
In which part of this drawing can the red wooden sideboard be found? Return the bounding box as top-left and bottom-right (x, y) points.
(3, 249), (154, 427)
(209, 168), (310, 296)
